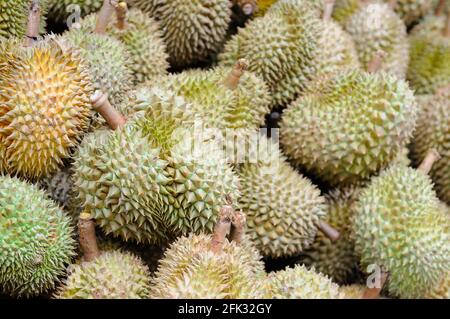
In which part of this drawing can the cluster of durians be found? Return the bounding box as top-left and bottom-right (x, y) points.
(0, 0), (449, 299)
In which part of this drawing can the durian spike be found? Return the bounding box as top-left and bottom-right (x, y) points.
(210, 201), (233, 254)
(367, 51), (386, 73)
(417, 149), (441, 175)
(444, 11), (450, 37)
(115, 2), (128, 30)
(435, 0), (446, 16)
(24, 0), (41, 47)
(317, 220), (340, 242)
(223, 59), (248, 90)
(362, 271), (389, 299)
(230, 210), (247, 245)
(95, 0), (119, 34)
(91, 91), (127, 130)
(78, 212), (100, 262)
(323, 0), (335, 22)
(234, 0), (257, 16)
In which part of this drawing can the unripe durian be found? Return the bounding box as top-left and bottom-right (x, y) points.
(0, 176), (76, 298)
(280, 69), (418, 187)
(0, 0), (47, 39)
(353, 153), (450, 298)
(410, 91), (450, 204)
(55, 250), (151, 299)
(264, 265), (342, 299)
(47, 0), (103, 24)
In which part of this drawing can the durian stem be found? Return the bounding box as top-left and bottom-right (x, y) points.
(317, 220), (340, 242)
(387, 0), (397, 10)
(234, 0), (257, 16)
(95, 0), (119, 34)
(78, 212), (100, 262)
(91, 91), (127, 130)
(367, 51), (386, 73)
(210, 203), (233, 254)
(362, 272), (388, 299)
(323, 0), (335, 22)
(24, 0), (41, 47)
(435, 0), (446, 16)
(223, 59), (248, 90)
(417, 150), (441, 175)
(115, 2), (128, 30)
(444, 12), (450, 37)
(230, 210), (247, 245)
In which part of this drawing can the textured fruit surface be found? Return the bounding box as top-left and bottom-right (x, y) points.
(354, 165), (450, 298)
(150, 233), (266, 299)
(47, 0), (103, 23)
(38, 167), (73, 209)
(280, 70), (417, 187)
(264, 265), (342, 299)
(0, 176), (76, 298)
(410, 93), (450, 204)
(0, 39), (92, 179)
(55, 250), (151, 299)
(424, 274), (450, 299)
(128, 0), (165, 17)
(339, 284), (365, 299)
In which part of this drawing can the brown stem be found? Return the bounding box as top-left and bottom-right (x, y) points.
(323, 0), (335, 22)
(95, 0), (119, 34)
(444, 12), (450, 37)
(91, 91), (127, 130)
(24, 0), (41, 47)
(230, 210), (246, 245)
(362, 272), (388, 299)
(78, 212), (100, 262)
(210, 202), (233, 254)
(417, 149), (441, 175)
(387, 0), (397, 10)
(115, 2), (128, 30)
(435, 0), (446, 16)
(223, 59), (248, 90)
(235, 0), (257, 15)
(317, 220), (340, 242)
(367, 51), (386, 73)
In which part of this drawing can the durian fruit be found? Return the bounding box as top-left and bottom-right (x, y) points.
(79, 4), (169, 85)
(47, 0), (103, 24)
(407, 12), (450, 94)
(0, 0), (47, 39)
(38, 167), (73, 209)
(424, 274), (450, 299)
(280, 68), (418, 187)
(0, 37), (93, 179)
(150, 210), (267, 299)
(344, 1), (409, 78)
(237, 137), (327, 258)
(340, 284), (366, 299)
(0, 176), (76, 298)
(264, 265), (342, 299)
(55, 250), (151, 299)
(299, 187), (360, 284)
(254, 0), (279, 16)
(128, 0), (163, 17)
(332, 0), (361, 24)
(353, 152), (450, 298)
(410, 91), (449, 204)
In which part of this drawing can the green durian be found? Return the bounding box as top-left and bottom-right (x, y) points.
(408, 14), (450, 94)
(0, 176), (76, 298)
(0, 38), (93, 179)
(237, 137), (327, 258)
(344, 1), (409, 78)
(47, 0), (103, 24)
(55, 250), (151, 299)
(410, 92), (449, 204)
(128, 0), (164, 17)
(264, 265), (342, 299)
(299, 187), (360, 284)
(280, 69), (418, 187)
(353, 160), (450, 298)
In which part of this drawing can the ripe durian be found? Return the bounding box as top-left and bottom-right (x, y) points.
(344, 1), (409, 78)
(47, 0), (103, 24)
(55, 250), (151, 299)
(407, 13), (450, 94)
(0, 0), (47, 39)
(80, 4), (169, 85)
(264, 265), (342, 299)
(0, 176), (76, 298)
(237, 137), (328, 258)
(0, 38), (93, 179)
(299, 187), (360, 284)
(410, 91), (450, 204)
(353, 152), (450, 298)
(280, 68), (418, 187)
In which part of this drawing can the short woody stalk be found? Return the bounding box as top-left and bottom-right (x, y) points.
(317, 220), (340, 242)
(115, 2), (128, 30)
(223, 59), (248, 90)
(362, 271), (389, 299)
(323, 0), (335, 22)
(387, 0), (397, 10)
(78, 212), (101, 262)
(367, 51), (386, 73)
(417, 149), (441, 175)
(24, 0), (41, 47)
(435, 0), (446, 16)
(95, 0), (119, 34)
(91, 91), (127, 130)
(230, 210), (247, 245)
(210, 202), (233, 254)
(444, 11), (450, 37)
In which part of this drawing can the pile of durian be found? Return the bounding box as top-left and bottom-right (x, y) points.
(0, 0), (449, 299)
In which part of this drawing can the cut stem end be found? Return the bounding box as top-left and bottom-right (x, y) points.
(95, 0), (119, 34)
(223, 59), (248, 90)
(317, 220), (340, 242)
(24, 0), (41, 47)
(115, 2), (128, 30)
(417, 149), (441, 175)
(78, 212), (100, 262)
(323, 0), (335, 22)
(210, 203), (233, 254)
(91, 91), (127, 130)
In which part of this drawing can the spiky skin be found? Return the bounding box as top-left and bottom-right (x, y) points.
(333, 0), (361, 24)
(410, 93), (449, 204)
(254, 0), (278, 16)
(128, 0), (165, 17)
(340, 284), (366, 299)
(237, 138), (326, 258)
(150, 234), (266, 299)
(0, 39), (92, 179)
(354, 165), (450, 298)
(55, 250), (151, 299)
(80, 9), (169, 85)
(38, 167), (73, 209)
(408, 15), (450, 95)
(264, 265), (342, 299)
(300, 187), (360, 284)
(280, 70), (418, 187)
(344, 2), (409, 78)
(425, 274), (450, 299)
(47, 0), (103, 24)
(0, 176), (76, 298)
